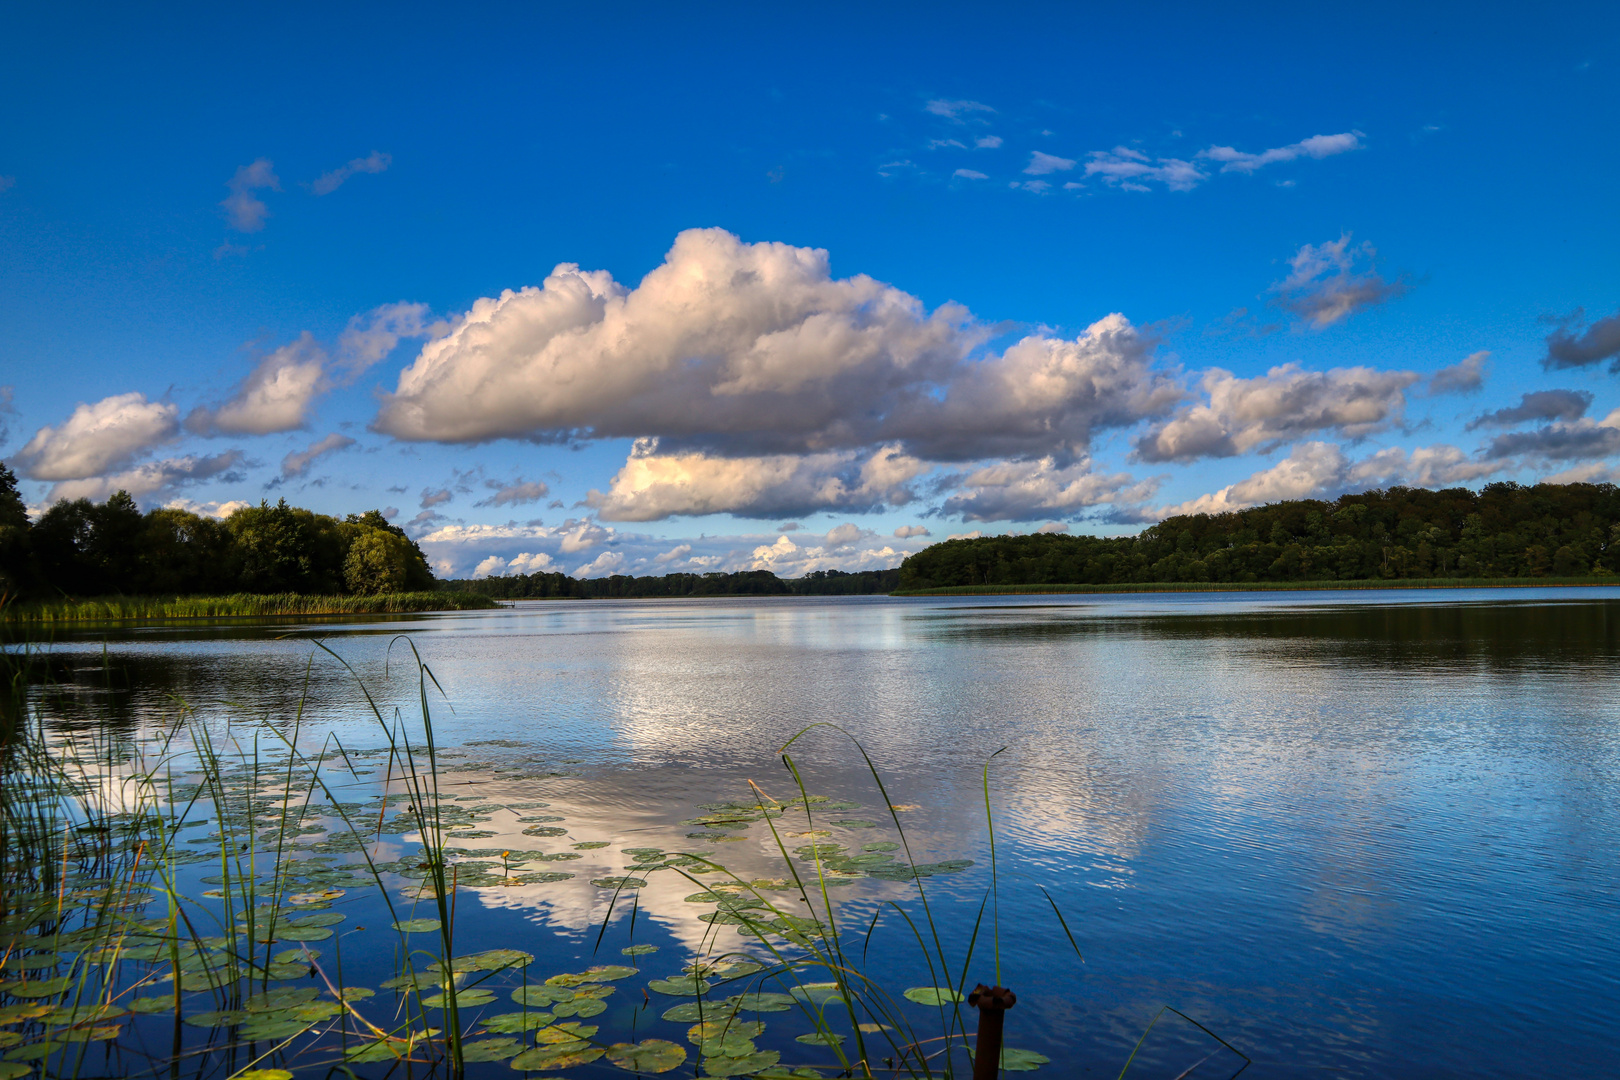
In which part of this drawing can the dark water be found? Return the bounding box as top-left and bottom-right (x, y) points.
(22, 588), (1620, 1079)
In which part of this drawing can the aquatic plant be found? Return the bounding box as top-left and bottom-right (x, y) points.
(0, 592), (498, 626)
(0, 636), (1245, 1079)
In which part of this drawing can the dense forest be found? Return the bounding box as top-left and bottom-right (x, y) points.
(444, 567), (900, 598)
(898, 482), (1620, 590)
(0, 464), (434, 598)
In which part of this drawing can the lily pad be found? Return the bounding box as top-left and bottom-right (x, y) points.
(701, 1050), (782, 1077)
(289, 911), (345, 927)
(688, 1019), (766, 1043)
(510, 1043), (604, 1070)
(461, 1038), (524, 1062)
(648, 976), (711, 996)
(466, 949), (535, 971)
(10, 978), (69, 998)
(862, 842), (900, 852)
(522, 826), (568, 837)
(245, 988), (320, 1011)
(126, 995), (179, 1014)
(273, 925), (333, 942)
(420, 988), (497, 1008)
(590, 877), (647, 890)
(513, 986), (574, 1006)
(238, 1018), (312, 1040)
(536, 1021), (598, 1043)
(608, 1038), (687, 1073)
(551, 998), (606, 1018)
(237, 1072), (294, 1080)
(789, 983), (846, 1006)
(796, 1032), (844, 1046)
(571, 841), (610, 849)
(661, 1001), (740, 1023)
(622, 944), (659, 956)
(391, 917), (443, 933)
(483, 1010), (554, 1032)
(726, 992), (795, 1012)
(0, 1062), (36, 1079)
(4, 1041), (59, 1062)
(970, 1047), (1050, 1072)
(585, 964), (638, 981)
(903, 986), (964, 1006)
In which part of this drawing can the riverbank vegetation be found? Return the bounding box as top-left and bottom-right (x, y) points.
(0, 465), (434, 600)
(444, 568), (899, 599)
(0, 591), (498, 625)
(898, 482), (1620, 591)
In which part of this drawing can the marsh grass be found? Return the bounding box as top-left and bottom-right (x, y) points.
(0, 593), (499, 625)
(0, 637), (1246, 1080)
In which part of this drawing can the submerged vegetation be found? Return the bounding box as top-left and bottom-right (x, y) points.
(0, 639), (1245, 1079)
(899, 482), (1620, 591)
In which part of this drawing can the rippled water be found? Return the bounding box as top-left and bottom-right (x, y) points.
(24, 589), (1620, 1079)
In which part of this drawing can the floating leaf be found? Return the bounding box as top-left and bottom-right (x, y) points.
(622, 944), (659, 956)
(289, 911), (345, 927)
(391, 917), (442, 933)
(483, 1011), (554, 1033)
(510, 1044), (603, 1070)
(590, 877), (646, 890)
(466, 949), (535, 971)
(648, 976), (711, 996)
(236, 1071), (293, 1080)
(0, 1063), (35, 1080)
(237, 1019), (311, 1040)
(829, 820), (877, 828)
(861, 842), (900, 852)
(608, 1039), (687, 1073)
(687, 1020), (766, 1044)
(700, 1050), (781, 1077)
(0, 955), (59, 972)
(903, 987), (964, 1006)
(421, 988), (497, 1008)
(288, 889), (344, 904)
(522, 826), (567, 837)
(273, 925), (332, 942)
(3, 1041), (59, 1062)
(536, 1022), (598, 1043)
(461, 1038), (524, 1062)
(245, 988), (320, 1011)
(796, 1032), (844, 1046)
(10, 978), (69, 998)
(788, 983), (846, 1006)
(333, 987), (375, 1001)
(552, 998), (606, 1018)
(585, 964), (638, 981)
(969, 1047), (1050, 1072)
(126, 995), (179, 1014)
(185, 1010), (246, 1028)
(571, 841), (610, 849)
(725, 992), (794, 1013)
(513, 986), (574, 1006)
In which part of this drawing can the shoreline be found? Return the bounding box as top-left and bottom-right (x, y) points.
(0, 591), (500, 625)
(891, 576), (1619, 597)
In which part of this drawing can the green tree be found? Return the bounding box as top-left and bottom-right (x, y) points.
(342, 527), (414, 594)
(0, 462), (35, 596)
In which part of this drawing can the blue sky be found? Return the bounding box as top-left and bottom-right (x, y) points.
(3, 2), (1617, 578)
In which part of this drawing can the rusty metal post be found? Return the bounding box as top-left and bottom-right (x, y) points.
(969, 983), (1016, 1080)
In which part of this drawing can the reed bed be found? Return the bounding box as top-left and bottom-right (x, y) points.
(0, 639), (1245, 1079)
(893, 576), (1616, 596)
(0, 592), (499, 625)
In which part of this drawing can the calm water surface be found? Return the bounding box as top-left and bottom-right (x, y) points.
(26, 589), (1620, 1079)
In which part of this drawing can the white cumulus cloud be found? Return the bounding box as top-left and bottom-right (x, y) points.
(188, 334), (327, 435)
(1136, 363), (1419, 462)
(1271, 233), (1408, 329)
(45, 451), (246, 505)
(16, 392), (179, 480)
(940, 456), (1156, 522)
(281, 433), (356, 478)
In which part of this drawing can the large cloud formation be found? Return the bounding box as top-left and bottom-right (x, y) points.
(376, 229), (1178, 466)
(1135, 363), (1419, 462)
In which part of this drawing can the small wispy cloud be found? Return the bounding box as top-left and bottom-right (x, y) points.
(1271, 233), (1408, 329)
(1084, 147), (1205, 192)
(220, 158), (280, 232)
(975, 136), (1002, 149)
(925, 99), (995, 120)
(1543, 308), (1620, 372)
(953, 169), (989, 180)
(1200, 131), (1363, 174)
(311, 151), (392, 196)
(1024, 151), (1076, 176)
(280, 432), (356, 478)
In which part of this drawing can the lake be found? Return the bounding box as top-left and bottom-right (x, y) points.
(18, 588), (1620, 1079)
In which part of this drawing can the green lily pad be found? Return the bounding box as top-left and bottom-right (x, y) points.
(661, 1001), (740, 1023)
(590, 877), (646, 889)
(648, 976), (711, 996)
(421, 988), (497, 1008)
(970, 1047), (1050, 1072)
(726, 992), (795, 1012)
(521, 826), (568, 837)
(510, 1043), (604, 1070)
(289, 911), (345, 927)
(0, 955), (60, 972)
(903, 986), (964, 1006)
(185, 1010), (246, 1028)
(461, 1038), (523, 1062)
(513, 986), (574, 1006)
(483, 1011), (554, 1033)
(468, 949), (536, 971)
(829, 820), (877, 828)
(391, 918), (442, 932)
(861, 842), (900, 852)
(0, 1062), (36, 1079)
(622, 944), (659, 956)
(237, 1071), (294, 1080)
(687, 1019), (766, 1044)
(608, 1038), (687, 1073)
(795, 1032), (844, 1046)
(536, 1022), (597, 1043)
(571, 841), (610, 849)
(126, 995), (179, 1014)
(585, 964), (638, 980)
(10, 978), (69, 998)
(789, 983), (846, 1006)
(245, 988), (320, 1011)
(701, 1050), (781, 1077)
(238, 1018), (312, 1040)
(273, 925), (333, 942)
(551, 998), (606, 1018)
(333, 986), (375, 1001)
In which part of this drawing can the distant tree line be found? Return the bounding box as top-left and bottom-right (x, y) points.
(898, 483), (1620, 590)
(0, 464), (434, 598)
(445, 567), (901, 598)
